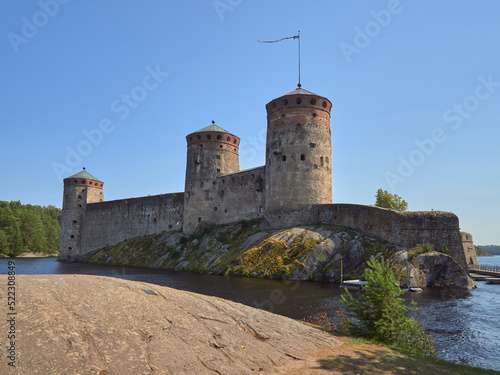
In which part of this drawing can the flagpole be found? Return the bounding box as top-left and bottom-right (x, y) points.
(258, 32), (302, 87)
(298, 30), (301, 88)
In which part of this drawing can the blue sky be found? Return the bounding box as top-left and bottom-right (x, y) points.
(1, 1), (499, 245)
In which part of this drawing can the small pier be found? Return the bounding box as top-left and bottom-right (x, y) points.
(469, 264), (500, 284)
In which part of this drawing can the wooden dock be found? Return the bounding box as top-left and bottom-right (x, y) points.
(469, 270), (500, 284)
(469, 273), (491, 281)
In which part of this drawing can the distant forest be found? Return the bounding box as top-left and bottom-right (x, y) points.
(0, 201), (61, 256)
(476, 245), (500, 256)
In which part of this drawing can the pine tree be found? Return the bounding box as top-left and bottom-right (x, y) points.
(340, 256), (435, 356)
(0, 201), (61, 256)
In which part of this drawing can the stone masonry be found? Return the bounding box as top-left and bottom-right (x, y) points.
(59, 87), (475, 269)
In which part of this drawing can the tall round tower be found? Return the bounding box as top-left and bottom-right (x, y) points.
(183, 121), (240, 233)
(59, 168), (104, 261)
(264, 87), (333, 214)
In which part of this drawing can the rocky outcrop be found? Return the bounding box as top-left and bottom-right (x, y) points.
(391, 251), (477, 289)
(84, 220), (475, 290)
(0, 275), (339, 374)
(417, 252), (477, 289)
(85, 221), (400, 283)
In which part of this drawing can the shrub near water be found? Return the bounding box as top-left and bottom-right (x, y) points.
(340, 256), (436, 357)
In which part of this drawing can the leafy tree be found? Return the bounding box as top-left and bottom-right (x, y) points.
(340, 256), (436, 356)
(375, 188), (408, 211)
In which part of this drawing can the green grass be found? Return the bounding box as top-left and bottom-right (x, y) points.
(317, 335), (500, 375)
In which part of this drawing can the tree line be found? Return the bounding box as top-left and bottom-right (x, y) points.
(0, 201), (61, 256)
(476, 245), (500, 255)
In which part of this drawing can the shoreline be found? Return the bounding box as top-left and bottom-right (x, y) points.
(0, 252), (58, 259)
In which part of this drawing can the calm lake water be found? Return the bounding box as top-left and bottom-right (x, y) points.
(2, 256), (500, 371)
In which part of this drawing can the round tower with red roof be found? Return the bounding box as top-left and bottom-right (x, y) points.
(59, 168), (104, 261)
(264, 87), (333, 214)
(183, 121), (240, 233)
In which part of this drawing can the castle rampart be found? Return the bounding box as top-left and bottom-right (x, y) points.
(263, 203), (468, 269)
(461, 232), (478, 266)
(79, 193), (184, 257)
(214, 166), (265, 225)
(318, 204), (467, 269)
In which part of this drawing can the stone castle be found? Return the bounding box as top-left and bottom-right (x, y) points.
(59, 86), (477, 269)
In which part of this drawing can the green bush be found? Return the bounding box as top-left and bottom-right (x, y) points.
(166, 246), (180, 259)
(239, 220), (251, 228)
(340, 256), (436, 357)
(216, 233), (230, 245)
(409, 243), (434, 261)
(276, 267), (287, 279)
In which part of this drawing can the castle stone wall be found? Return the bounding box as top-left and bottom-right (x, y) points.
(264, 203), (467, 269)
(214, 166), (265, 224)
(264, 205), (320, 229)
(461, 232), (478, 266)
(79, 193), (184, 258)
(318, 204), (467, 269)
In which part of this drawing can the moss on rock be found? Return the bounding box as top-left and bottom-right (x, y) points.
(82, 221), (473, 288)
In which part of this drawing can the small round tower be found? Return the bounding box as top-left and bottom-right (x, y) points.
(183, 121), (240, 233)
(264, 87), (333, 214)
(59, 168), (103, 261)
